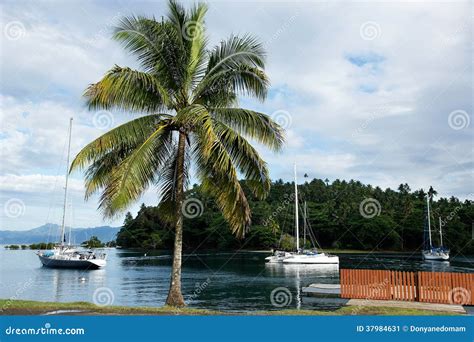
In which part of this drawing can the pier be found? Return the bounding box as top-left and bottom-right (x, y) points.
(302, 269), (473, 314)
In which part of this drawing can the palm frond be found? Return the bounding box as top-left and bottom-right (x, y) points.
(83, 148), (130, 199)
(192, 35), (268, 102)
(194, 65), (269, 104)
(193, 129), (251, 238)
(99, 124), (174, 217)
(84, 66), (171, 112)
(213, 121), (271, 199)
(211, 108), (284, 151)
(185, 2), (208, 88)
(207, 34), (266, 74)
(70, 114), (170, 172)
(113, 15), (186, 91)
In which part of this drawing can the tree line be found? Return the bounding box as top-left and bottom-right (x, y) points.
(116, 179), (474, 254)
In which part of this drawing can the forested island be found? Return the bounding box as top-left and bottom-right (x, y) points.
(116, 179), (473, 254)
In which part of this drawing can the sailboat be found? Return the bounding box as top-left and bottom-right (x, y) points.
(422, 195), (449, 261)
(265, 164), (339, 264)
(36, 118), (107, 269)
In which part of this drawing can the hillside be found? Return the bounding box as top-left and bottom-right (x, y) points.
(116, 179), (474, 253)
(0, 223), (119, 244)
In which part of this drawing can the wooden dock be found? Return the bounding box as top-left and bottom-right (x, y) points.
(302, 283), (466, 313)
(340, 269), (474, 305)
(302, 268), (474, 314)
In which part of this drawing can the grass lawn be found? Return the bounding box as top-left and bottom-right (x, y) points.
(0, 299), (459, 316)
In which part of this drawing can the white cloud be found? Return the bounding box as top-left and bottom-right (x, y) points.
(0, 174), (83, 193)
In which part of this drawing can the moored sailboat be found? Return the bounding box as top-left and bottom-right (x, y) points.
(265, 164), (339, 264)
(36, 118), (107, 269)
(422, 195), (449, 261)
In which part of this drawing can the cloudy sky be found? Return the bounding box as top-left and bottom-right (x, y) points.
(1, 0), (472, 230)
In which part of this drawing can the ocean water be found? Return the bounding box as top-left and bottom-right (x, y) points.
(1, 247), (473, 312)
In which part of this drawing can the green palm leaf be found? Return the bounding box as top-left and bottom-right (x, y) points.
(84, 66), (171, 112)
(100, 124), (173, 216)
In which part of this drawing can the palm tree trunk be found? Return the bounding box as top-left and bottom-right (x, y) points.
(165, 131), (186, 307)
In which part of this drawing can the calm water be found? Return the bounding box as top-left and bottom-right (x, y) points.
(1, 247), (473, 312)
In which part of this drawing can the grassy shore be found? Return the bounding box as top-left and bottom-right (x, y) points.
(0, 299), (458, 316)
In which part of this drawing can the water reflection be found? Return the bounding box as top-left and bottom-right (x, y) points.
(265, 263), (339, 310)
(44, 267), (107, 303)
(421, 260), (451, 272)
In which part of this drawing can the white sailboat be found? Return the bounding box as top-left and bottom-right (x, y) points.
(36, 118), (107, 269)
(265, 164), (339, 264)
(422, 195), (449, 261)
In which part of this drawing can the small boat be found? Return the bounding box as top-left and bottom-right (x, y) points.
(422, 195), (449, 261)
(265, 164), (339, 264)
(37, 118), (107, 269)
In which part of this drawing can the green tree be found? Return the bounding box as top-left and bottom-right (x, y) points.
(70, 0), (283, 306)
(82, 236), (105, 248)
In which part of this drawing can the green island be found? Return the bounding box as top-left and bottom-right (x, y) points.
(5, 237), (116, 250)
(0, 299), (459, 316)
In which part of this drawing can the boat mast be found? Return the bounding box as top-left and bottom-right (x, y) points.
(303, 201), (307, 250)
(426, 195), (432, 249)
(439, 217), (443, 247)
(294, 163), (299, 252)
(60, 118), (73, 247)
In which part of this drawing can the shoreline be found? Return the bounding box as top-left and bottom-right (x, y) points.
(0, 299), (460, 316)
(114, 248), (422, 254)
(1, 245), (452, 255)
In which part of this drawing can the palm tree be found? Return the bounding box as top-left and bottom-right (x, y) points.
(427, 186), (438, 200)
(70, 0), (284, 307)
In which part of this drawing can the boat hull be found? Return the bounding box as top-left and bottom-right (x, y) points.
(38, 255), (106, 269)
(422, 251), (449, 261)
(282, 253), (340, 264)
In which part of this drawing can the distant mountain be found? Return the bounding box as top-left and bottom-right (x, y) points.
(0, 223), (119, 244)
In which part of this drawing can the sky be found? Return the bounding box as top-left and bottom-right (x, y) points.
(0, 0), (472, 231)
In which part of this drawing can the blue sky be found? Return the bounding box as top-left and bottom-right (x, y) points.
(0, 0), (472, 230)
